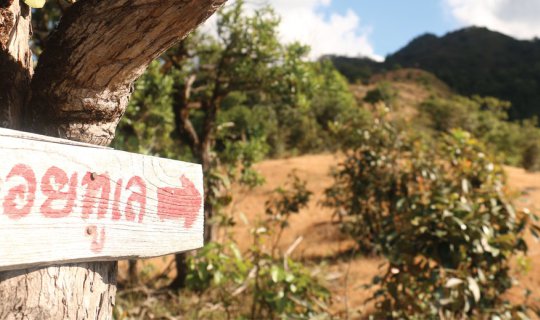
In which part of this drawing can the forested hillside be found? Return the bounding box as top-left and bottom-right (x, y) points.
(330, 27), (540, 120)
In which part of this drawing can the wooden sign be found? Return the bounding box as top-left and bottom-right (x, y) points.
(0, 128), (204, 272)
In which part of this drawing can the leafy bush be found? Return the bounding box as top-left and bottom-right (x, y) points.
(113, 61), (179, 159)
(184, 175), (330, 319)
(114, 2), (362, 160)
(325, 110), (405, 254)
(364, 82), (397, 107)
(325, 112), (534, 318)
(111, 0), (365, 288)
(419, 95), (540, 167)
(522, 141), (540, 172)
(114, 176), (328, 319)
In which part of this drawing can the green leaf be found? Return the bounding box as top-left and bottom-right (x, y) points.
(24, 0), (46, 8)
(445, 278), (463, 288)
(467, 277), (481, 302)
(453, 217), (467, 231)
(285, 272), (295, 283)
(271, 265), (279, 283)
(213, 271), (224, 285)
(290, 283), (297, 293)
(461, 178), (470, 194)
(517, 311), (530, 320)
(229, 243), (243, 261)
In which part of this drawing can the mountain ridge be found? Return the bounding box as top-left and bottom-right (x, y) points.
(329, 26), (540, 120)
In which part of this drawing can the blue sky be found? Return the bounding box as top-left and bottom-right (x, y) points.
(325, 0), (459, 57)
(215, 0), (540, 61)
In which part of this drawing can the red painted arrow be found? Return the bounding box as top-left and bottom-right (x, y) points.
(157, 175), (202, 228)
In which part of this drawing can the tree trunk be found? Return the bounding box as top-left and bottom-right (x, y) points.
(171, 76), (214, 289)
(26, 0), (227, 145)
(0, 262), (118, 319)
(0, 0), (32, 129)
(171, 99), (217, 289)
(0, 0), (226, 318)
(170, 253), (189, 289)
(128, 260), (139, 285)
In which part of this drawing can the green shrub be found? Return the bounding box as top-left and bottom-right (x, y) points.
(419, 96), (479, 133)
(114, 176), (329, 320)
(418, 95), (540, 167)
(325, 111), (405, 254)
(522, 142), (540, 172)
(185, 175), (330, 319)
(325, 113), (533, 318)
(364, 82), (397, 106)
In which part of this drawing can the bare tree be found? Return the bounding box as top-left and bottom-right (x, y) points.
(0, 0), (225, 318)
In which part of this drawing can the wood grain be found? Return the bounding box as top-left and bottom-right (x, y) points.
(0, 129), (204, 272)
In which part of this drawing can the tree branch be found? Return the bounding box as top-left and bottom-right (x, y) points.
(173, 74), (200, 152)
(26, 0), (227, 146)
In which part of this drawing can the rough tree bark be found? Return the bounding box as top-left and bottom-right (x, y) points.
(0, 0), (225, 318)
(0, 0), (32, 129)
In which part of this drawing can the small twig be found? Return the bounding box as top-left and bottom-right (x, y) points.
(139, 308), (148, 320)
(284, 236), (304, 271)
(207, 302), (224, 312)
(285, 236), (304, 257)
(290, 295), (331, 314)
(232, 267), (257, 296)
(343, 246), (358, 320)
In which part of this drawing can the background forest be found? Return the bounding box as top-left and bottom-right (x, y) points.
(31, 0), (540, 319)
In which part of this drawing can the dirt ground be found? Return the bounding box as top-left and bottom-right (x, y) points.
(227, 154), (376, 317)
(120, 154), (540, 318)
(503, 166), (540, 314)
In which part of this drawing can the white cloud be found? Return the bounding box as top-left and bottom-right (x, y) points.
(445, 0), (540, 39)
(202, 0), (382, 61)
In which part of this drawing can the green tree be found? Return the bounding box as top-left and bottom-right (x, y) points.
(419, 95), (540, 167)
(325, 110), (534, 318)
(113, 61), (178, 158)
(363, 81), (397, 107)
(161, 1), (288, 288)
(522, 141), (540, 172)
(113, 0), (359, 288)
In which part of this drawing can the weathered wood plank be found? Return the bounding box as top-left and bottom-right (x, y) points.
(0, 129), (204, 272)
